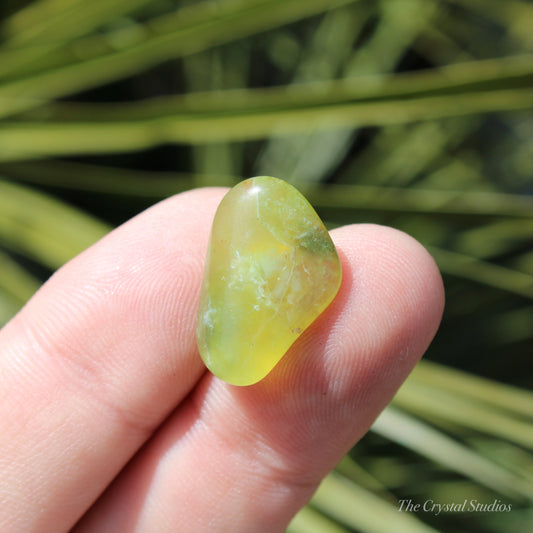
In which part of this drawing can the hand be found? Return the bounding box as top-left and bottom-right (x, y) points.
(0, 188), (444, 532)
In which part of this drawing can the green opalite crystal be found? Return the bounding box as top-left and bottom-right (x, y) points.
(196, 176), (342, 386)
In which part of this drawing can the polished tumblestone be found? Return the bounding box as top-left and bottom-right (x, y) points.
(196, 176), (342, 386)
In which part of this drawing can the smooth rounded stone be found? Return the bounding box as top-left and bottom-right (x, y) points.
(196, 176), (342, 386)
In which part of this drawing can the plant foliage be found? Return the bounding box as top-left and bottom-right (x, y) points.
(1, 1), (532, 531)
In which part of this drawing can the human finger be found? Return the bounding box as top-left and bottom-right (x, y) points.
(74, 223), (444, 532)
(0, 188), (227, 532)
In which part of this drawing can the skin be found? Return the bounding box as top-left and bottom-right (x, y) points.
(0, 188), (444, 532)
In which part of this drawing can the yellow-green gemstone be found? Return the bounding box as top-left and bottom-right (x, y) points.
(196, 176), (342, 386)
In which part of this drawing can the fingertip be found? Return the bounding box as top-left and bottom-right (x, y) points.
(0, 185), (233, 532)
(333, 223), (444, 355)
(325, 223), (444, 397)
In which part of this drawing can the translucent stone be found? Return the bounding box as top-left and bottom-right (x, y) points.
(196, 176), (342, 386)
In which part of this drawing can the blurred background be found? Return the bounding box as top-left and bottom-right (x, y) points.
(1, 0), (532, 531)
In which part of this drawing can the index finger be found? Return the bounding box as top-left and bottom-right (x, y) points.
(0, 188), (226, 532)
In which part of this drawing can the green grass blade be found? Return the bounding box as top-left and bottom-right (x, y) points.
(3, 161), (532, 219)
(454, 220), (533, 259)
(2, 88), (533, 160)
(0, 0), (155, 79)
(14, 53), (533, 121)
(287, 505), (349, 533)
(429, 246), (533, 300)
(3, 0), (154, 46)
(0, 180), (110, 269)
(373, 407), (533, 500)
(0, 160), (204, 197)
(256, 3), (373, 183)
(334, 455), (395, 496)
(392, 380), (533, 449)
(0, 291), (25, 326)
(471, 438), (533, 483)
(303, 184), (533, 217)
(0, 0), (359, 117)
(3, 0), (86, 42)
(310, 472), (439, 533)
(487, 306), (533, 345)
(0, 249), (41, 306)
(448, 0), (533, 48)
(412, 361), (533, 420)
(340, 122), (491, 198)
